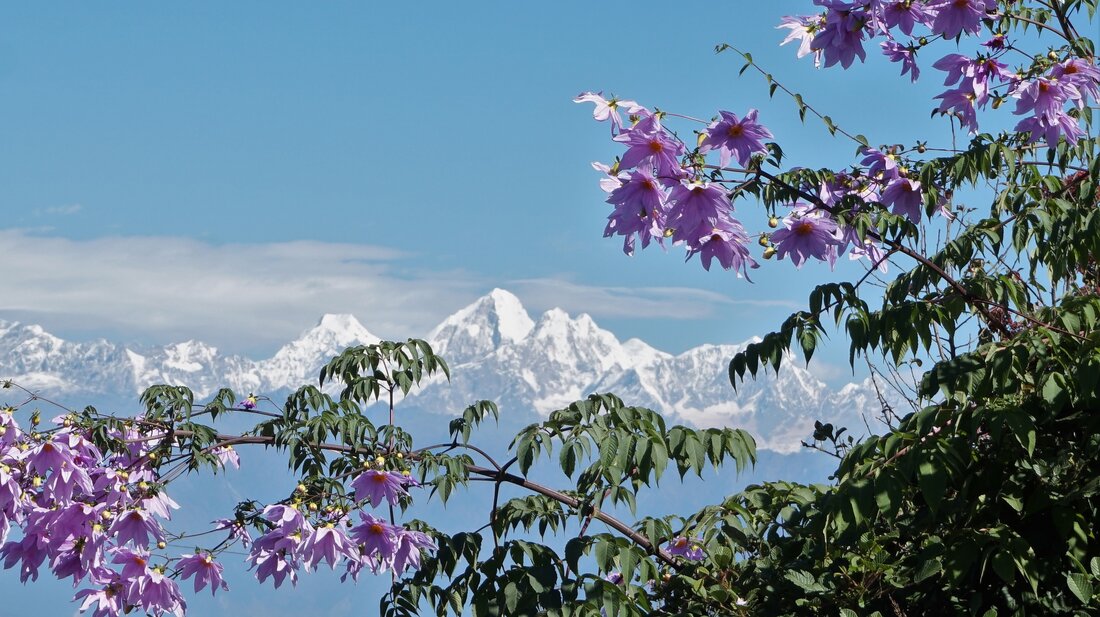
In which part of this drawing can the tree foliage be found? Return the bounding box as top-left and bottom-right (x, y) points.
(1, 1), (1099, 615)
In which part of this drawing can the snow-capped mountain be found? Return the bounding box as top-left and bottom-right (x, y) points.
(0, 290), (897, 453)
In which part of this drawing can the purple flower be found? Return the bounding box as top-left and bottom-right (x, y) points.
(613, 115), (685, 178)
(212, 518), (252, 548)
(1015, 112), (1085, 147)
(604, 168), (668, 255)
(591, 161), (628, 194)
(981, 34), (1007, 50)
(392, 528), (435, 575)
(699, 109), (773, 168)
(350, 513), (399, 569)
(666, 536), (705, 561)
(881, 40), (920, 82)
(933, 54), (1013, 108)
(878, 1), (931, 35)
(934, 87), (979, 133)
(108, 508), (164, 549)
(352, 469), (410, 508)
(1, 528), (48, 582)
(0, 408), (22, 447)
(928, 0), (997, 39)
(250, 547), (298, 588)
(240, 394), (257, 410)
(124, 566), (186, 615)
(685, 213), (758, 277)
(778, 15), (824, 67)
(667, 181), (732, 242)
(73, 569), (125, 617)
(212, 445), (240, 470)
(811, 1), (871, 69)
(1052, 59), (1100, 107)
(881, 177), (924, 222)
(574, 92), (646, 135)
(300, 524), (356, 571)
(177, 552), (229, 595)
(770, 212), (842, 268)
(860, 147), (899, 181)
(1015, 78), (1076, 124)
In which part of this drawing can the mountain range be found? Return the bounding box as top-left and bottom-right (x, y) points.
(0, 289), (902, 453)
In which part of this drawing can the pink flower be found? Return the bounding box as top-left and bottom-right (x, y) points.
(574, 92), (647, 135)
(211, 445), (240, 470)
(352, 469), (410, 508)
(177, 552), (229, 595)
(301, 524), (356, 571)
(350, 513), (399, 570)
(770, 212), (841, 268)
(666, 536), (705, 560)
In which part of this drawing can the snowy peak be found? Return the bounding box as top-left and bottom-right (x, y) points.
(0, 292), (891, 453)
(316, 313), (375, 340)
(428, 289), (535, 363)
(258, 313), (380, 390)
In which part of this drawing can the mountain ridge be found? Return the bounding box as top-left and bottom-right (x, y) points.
(0, 290), (896, 452)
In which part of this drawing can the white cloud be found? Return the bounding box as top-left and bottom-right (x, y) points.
(0, 230), (796, 356)
(35, 204), (83, 216)
(507, 277), (800, 320)
(0, 229), (481, 354)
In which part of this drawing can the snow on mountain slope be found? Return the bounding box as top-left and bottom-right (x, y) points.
(428, 288), (534, 364)
(257, 313), (380, 391)
(0, 294), (894, 452)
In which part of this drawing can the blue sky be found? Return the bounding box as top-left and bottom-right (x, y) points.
(0, 1), (963, 368)
(2, 2), (1086, 615)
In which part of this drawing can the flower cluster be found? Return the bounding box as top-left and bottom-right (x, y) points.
(581, 2), (1097, 273)
(0, 408), (199, 616)
(779, 0), (1098, 145)
(578, 93), (959, 272)
(243, 460), (433, 589)
(576, 92), (768, 276)
(0, 399), (435, 615)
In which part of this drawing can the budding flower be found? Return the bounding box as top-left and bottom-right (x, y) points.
(374, 456), (386, 467)
(768, 216), (779, 228)
(157, 541), (167, 549)
(296, 483), (307, 493)
(763, 246), (777, 259)
(758, 233), (770, 247)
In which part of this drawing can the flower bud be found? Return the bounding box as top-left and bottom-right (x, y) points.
(768, 216), (779, 228)
(157, 541), (167, 550)
(296, 483), (307, 493)
(758, 233), (770, 247)
(396, 452), (404, 459)
(375, 456), (386, 467)
(763, 246), (777, 259)
(308, 502), (318, 511)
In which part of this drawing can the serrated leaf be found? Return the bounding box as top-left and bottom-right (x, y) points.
(1068, 572), (1095, 604)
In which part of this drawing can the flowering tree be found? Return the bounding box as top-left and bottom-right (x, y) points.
(2, 0), (1099, 615)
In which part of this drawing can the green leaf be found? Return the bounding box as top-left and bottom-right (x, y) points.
(914, 558), (942, 583)
(917, 457), (947, 512)
(1067, 572), (1095, 604)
